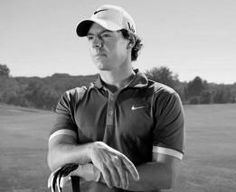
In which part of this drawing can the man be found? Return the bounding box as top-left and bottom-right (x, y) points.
(47, 4), (184, 192)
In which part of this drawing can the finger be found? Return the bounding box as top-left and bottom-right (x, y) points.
(111, 156), (127, 188)
(123, 171), (129, 190)
(57, 171), (62, 192)
(50, 174), (55, 192)
(60, 164), (70, 176)
(48, 167), (61, 189)
(116, 165), (128, 189)
(101, 166), (112, 188)
(121, 156), (139, 181)
(107, 159), (120, 187)
(52, 171), (58, 192)
(51, 169), (59, 192)
(50, 174), (55, 190)
(57, 163), (77, 191)
(48, 172), (53, 188)
(60, 177), (66, 188)
(52, 168), (62, 192)
(60, 176), (71, 188)
(61, 164), (78, 176)
(59, 166), (71, 191)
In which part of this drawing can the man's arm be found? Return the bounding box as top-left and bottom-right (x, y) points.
(96, 152), (179, 191)
(47, 134), (139, 189)
(48, 134), (180, 191)
(47, 134), (91, 171)
(124, 153), (179, 191)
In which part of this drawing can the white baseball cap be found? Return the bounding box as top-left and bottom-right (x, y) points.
(76, 4), (136, 37)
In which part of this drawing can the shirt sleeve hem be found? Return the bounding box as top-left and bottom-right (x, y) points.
(48, 129), (77, 143)
(152, 146), (184, 160)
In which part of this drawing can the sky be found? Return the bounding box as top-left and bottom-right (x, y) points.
(0, 0), (236, 84)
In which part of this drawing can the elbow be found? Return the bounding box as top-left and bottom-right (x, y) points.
(47, 148), (60, 171)
(151, 173), (175, 191)
(47, 141), (65, 171)
(162, 167), (177, 189)
(47, 150), (55, 171)
(152, 164), (176, 190)
(164, 175), (176, 189)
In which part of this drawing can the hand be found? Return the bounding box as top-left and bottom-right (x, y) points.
(48, 163), (101, 192)
(71, 163), (101, 182)
(48, 163), (78, 192)
(89, 141), (139, 189)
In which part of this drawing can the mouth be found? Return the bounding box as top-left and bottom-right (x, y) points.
(94, 53), (106, 58)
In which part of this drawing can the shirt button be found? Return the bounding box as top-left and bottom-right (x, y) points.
(108, 110), (113, 116)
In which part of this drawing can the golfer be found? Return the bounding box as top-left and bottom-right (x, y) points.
(47, 4), (184, 192)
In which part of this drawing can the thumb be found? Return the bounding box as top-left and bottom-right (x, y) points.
(93, 166), (101, 182)
(60, 176), (71, 188)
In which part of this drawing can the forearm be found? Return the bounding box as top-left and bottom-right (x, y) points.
(47, 142), (93, 171)
(126, 162), (175, 191)
(98, 161), (175, 191)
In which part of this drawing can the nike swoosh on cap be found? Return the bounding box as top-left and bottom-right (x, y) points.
(94, 9), (108, 15)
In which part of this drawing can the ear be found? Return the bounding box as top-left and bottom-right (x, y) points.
(127, 35), (135, 49)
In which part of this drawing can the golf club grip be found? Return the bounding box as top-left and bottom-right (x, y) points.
(71, 176), (80, 192)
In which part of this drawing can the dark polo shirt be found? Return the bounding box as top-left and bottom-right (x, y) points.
(49, 70), (184, 192)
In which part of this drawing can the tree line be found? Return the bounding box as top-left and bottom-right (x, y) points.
(0, 64), (236, 110)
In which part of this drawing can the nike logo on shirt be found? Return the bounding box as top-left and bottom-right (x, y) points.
(131, 105), (146, 110)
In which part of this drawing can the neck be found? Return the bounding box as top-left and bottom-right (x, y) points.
(99, 64), (134, 89)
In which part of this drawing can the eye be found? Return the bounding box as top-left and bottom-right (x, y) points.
(87, 35), (94, 41)
(101, 33), (112, 38)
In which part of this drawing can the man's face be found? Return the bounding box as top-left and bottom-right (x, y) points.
(87, 23), (130, 71)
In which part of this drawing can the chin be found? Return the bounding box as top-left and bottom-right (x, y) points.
(97, 66), (112, 71)
(94, 61), (111, 71)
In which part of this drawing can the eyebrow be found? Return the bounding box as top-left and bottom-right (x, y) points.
(87, 29), (113, 36)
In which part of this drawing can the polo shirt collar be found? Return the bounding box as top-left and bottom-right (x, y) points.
(93, 69), (148, 89)
(129, 69), (148, 88)
(94, 76), (103, 89)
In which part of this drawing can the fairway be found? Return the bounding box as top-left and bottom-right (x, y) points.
(0, 104), (236, 192)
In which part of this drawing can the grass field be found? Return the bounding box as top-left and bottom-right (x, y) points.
(0, 104), (236, 192)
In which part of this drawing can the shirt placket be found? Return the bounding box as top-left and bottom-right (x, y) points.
(103, 91), (116, 144)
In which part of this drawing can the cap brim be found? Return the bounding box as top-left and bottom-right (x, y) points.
(76, 20), (94, 37)
(76, 18), (122, 37)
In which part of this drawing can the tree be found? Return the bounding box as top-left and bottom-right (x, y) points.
(200, 90), (212, 104)
(24, 80), (59, 109)
(145, 66), (179, 89)
(212, 86), (233, 104)
(0, 64), (10, 77)
(186, 76), (206, 98)
(0, 76), (25, 105)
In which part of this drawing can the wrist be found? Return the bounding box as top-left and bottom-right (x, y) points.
(70, 165), (81, 177)
(81, 142), (95, 163)
(73, 163), (101, 182)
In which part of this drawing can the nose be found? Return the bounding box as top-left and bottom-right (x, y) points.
(92, 36), (103, 48)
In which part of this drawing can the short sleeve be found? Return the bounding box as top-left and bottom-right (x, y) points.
(48, 87), (87, 143)
(152, 89), (184, 160)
